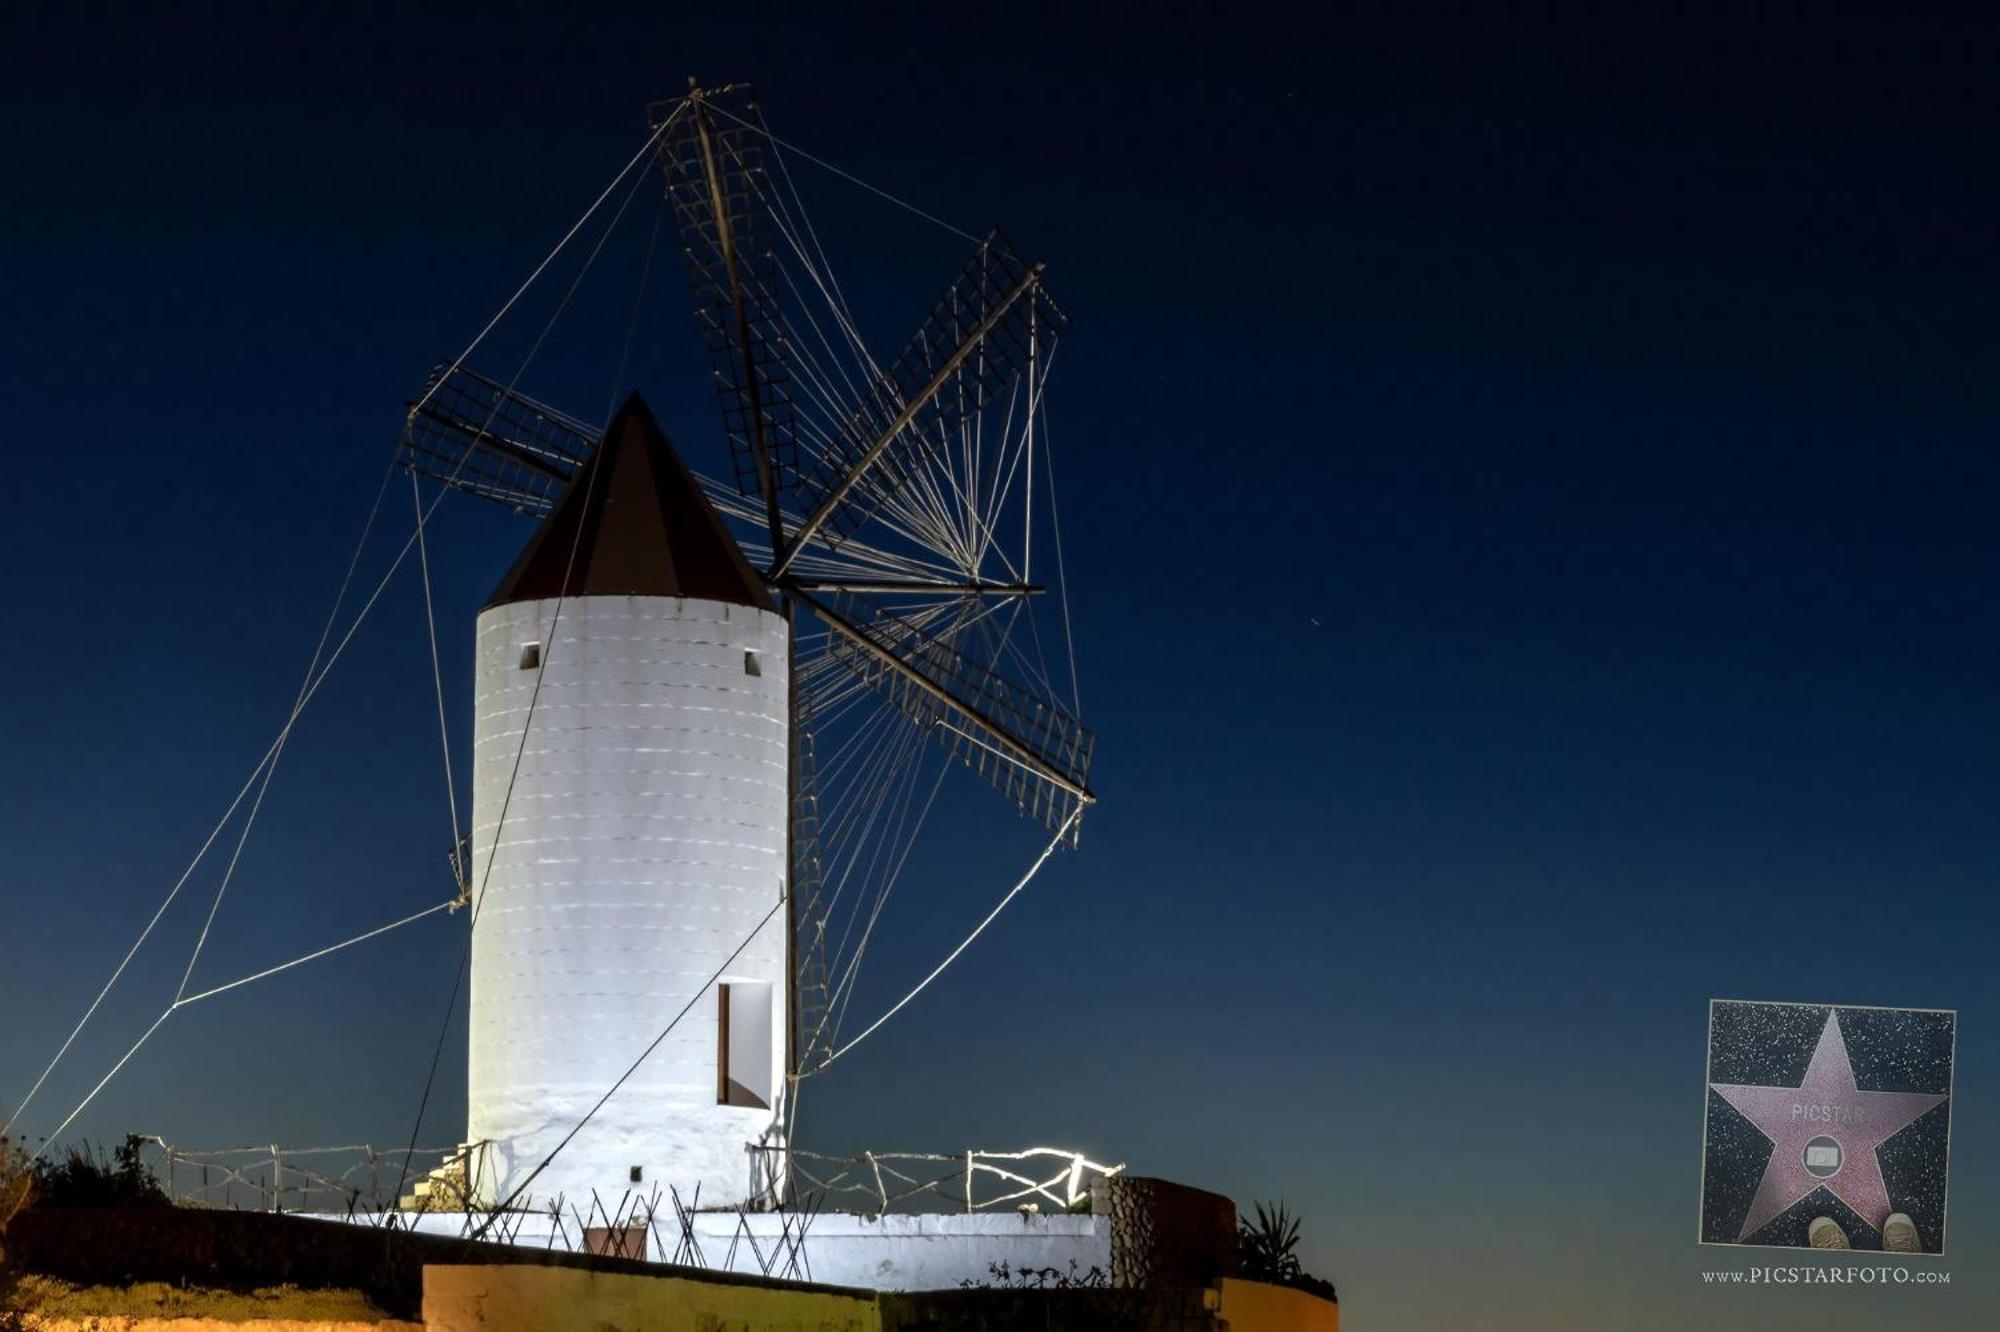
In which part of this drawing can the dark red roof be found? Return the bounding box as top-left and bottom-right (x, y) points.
(486, 392), (773, 611)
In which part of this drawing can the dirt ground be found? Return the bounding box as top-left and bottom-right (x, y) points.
(11, 1275), (417, 1328)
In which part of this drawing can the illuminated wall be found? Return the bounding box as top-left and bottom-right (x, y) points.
(466, 593), (790, 1209)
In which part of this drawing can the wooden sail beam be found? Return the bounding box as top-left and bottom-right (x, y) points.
(685, 83), (788, 555)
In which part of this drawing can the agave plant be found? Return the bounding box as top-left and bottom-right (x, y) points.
(1237, 1199), (1304, 1283)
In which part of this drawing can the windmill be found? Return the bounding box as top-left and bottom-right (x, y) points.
(397, 82), (1095, 1210)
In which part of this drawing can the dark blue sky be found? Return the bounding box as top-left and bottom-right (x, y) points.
(2, 7), (1995, 1327)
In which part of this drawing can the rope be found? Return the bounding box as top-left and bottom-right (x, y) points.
(2, 460), (398, 1140)
(703, 98), (979, 244)
(17, 112), (681, 1154)
(175, 626), (324, 999)
(30, 900), (458, 1158)
(821, 741), (951, 1043)
(404, 115), (678, 427)
(174, 899), (458, 1008)
(34, 1010), (174, 1152)
(814, 806), (1079, 1074)
(602, 178), (667, 422)
(1039, 406), (1083, 715)
(180, 437), (417, 998)
(410, 470), (463, 887)
(390, 160), (666, 1205)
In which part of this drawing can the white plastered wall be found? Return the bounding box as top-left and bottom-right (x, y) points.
(354, 1210), (1112, 1292)
(466, 594), (789, 1210)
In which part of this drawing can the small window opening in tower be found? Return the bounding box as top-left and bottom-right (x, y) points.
(518, 642), (541, 670)
(629, 1165), (643, 1184)
(716, 981), (773, 1109)
(744, 649), (762, 677)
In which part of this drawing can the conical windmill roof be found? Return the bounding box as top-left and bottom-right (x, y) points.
(486, 391), (774, 611)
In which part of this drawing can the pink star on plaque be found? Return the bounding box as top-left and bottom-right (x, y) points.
(1710, 1010), (1946, 1241)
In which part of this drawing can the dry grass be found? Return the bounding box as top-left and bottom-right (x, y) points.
(14, 1276), (390, 1323)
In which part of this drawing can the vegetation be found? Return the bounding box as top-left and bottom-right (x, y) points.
(27, 1135), (167, 1210)
(1237, 1199), (1338, 1303)
(1, 1134), (174, 1326)
(946, 1260), (1183, 1332)
(1, 1138), (34, 1330)
(963, 1259), (1111, 1290)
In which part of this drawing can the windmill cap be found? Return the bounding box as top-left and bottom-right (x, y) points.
(485, 391), (774, 612)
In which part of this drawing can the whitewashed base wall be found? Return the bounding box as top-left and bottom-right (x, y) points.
(325, 1211), (1111, 1292)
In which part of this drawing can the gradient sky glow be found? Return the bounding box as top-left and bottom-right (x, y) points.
(2, 8), (1995, 1329)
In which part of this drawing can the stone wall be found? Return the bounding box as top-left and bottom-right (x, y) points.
(1092, 1176), (1237, 1289)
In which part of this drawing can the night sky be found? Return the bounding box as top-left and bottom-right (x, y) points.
(3, 8), (1996, 1329)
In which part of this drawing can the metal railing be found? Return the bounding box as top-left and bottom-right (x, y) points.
(751, 1145), (1123, 1215)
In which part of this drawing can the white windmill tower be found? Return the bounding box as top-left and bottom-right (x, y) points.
(465, 393), (792, 1211)
(396, 81), (1096, 1218)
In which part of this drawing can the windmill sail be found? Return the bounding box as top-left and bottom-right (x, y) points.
(391, 89), (1093, 1099)
(398, 364), (598, 515)
(773, 232), (1065, 574)
(655, 89), (802, 519)
(804, 590), (1093, 841)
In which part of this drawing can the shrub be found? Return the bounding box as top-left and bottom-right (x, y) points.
(29, 1136), (166, 1211)
(1237, 1199), (1337, 1303)
(963, 1259), (1111, 1290)
(1, 1137), (35, 1329)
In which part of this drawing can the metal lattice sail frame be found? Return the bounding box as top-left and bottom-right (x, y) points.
(397, 81), (1093, 1088)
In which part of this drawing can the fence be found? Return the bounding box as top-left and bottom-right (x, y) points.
(141, 1137), (1124, 1224)
(141, 1136), (483, 1214)
(750, 1145), (1123, 1214)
